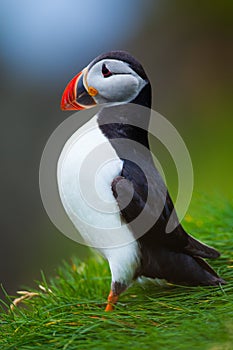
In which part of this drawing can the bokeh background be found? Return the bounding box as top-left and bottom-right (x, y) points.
(0, 1), (232, 299)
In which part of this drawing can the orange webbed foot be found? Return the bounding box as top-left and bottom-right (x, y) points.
(105, 290), (118, 312)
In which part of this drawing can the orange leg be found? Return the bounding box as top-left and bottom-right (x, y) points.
(105, 290), (119, 312)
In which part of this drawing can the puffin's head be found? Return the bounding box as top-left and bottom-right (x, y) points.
(61, 51), (150, 110)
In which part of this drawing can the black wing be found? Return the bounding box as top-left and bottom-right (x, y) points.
(112, 159), (220, 260)
(112, 159), (224, 285)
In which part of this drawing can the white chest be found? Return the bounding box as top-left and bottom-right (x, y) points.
(57, 114), (140, 283)
(57, 115), (132, 247)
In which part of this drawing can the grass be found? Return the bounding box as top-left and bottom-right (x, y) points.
(0, 195), (233, 350)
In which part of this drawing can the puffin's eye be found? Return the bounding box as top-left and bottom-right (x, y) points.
(102, 63), (112, 78)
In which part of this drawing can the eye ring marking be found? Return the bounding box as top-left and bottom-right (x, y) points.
(102, 63), (112, 78)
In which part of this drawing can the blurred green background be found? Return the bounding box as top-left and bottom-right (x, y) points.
(0, 1), (232, 299)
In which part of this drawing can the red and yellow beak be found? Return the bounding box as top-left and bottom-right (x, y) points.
(61, 68), (98, 111)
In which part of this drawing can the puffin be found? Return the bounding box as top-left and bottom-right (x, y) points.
(58, 51), (224, 311)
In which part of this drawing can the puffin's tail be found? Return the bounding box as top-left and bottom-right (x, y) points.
(142, 248), (225, 286)
(163, 249), (224, 286)
(190, 256), (225, 286)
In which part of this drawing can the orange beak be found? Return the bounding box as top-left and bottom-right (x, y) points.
(60, 69), (97, 111)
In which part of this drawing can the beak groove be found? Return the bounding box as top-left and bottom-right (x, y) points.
(61, 70), (96, 111)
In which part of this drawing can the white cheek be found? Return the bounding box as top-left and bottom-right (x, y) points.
(88, 75), (140, 103)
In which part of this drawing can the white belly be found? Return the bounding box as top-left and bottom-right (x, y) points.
(57, 115), (136, 249)
(57, 114), (141, 283)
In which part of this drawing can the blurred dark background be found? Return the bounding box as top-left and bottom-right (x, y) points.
(0, 1), (232, 299)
